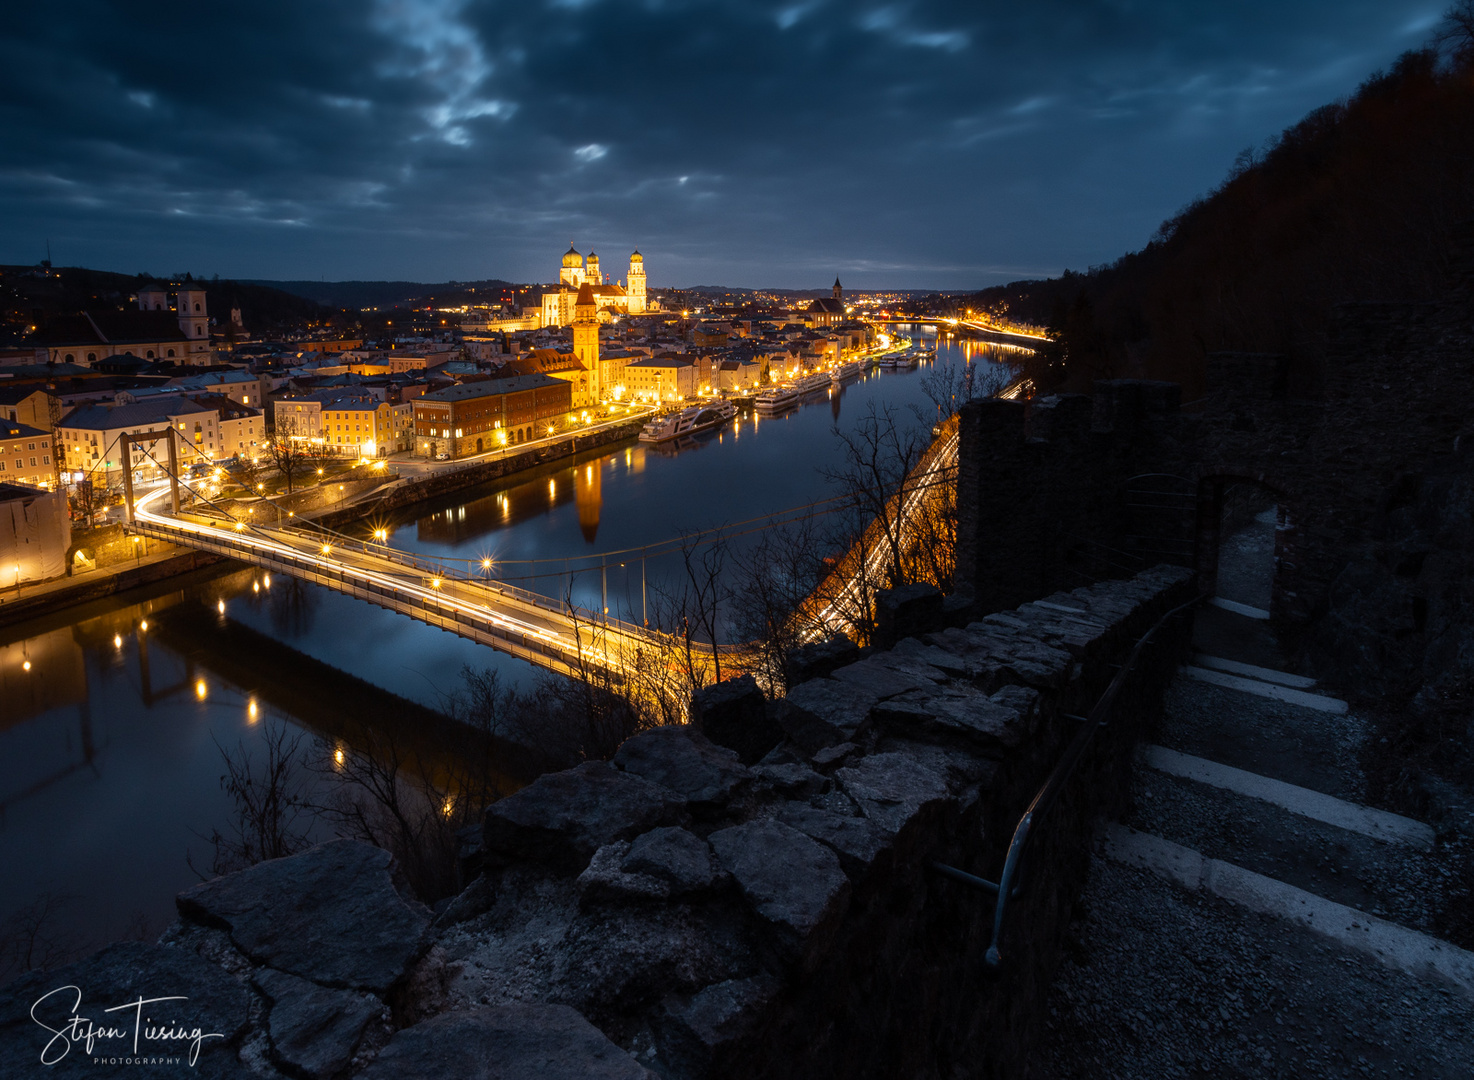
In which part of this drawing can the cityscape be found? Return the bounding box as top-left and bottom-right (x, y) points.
(2, 3), (1474, 1079)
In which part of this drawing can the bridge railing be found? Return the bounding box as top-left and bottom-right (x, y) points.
(129, 517), (604, 674)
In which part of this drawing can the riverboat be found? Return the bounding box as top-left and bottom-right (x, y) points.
(637, 400), (737, 443)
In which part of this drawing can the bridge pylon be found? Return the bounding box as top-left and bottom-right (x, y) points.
(121, 425), (182, 524)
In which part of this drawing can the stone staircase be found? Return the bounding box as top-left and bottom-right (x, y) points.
(1030, 608), (1474, 1078)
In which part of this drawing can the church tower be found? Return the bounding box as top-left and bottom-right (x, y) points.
(560, 245), (585, 288)
(628, 250), (647, 315)
(586, 251), (601, 285)
(833, 277), (842, 303)
(572, 282), (601, 403)
(176, 285), (210, 358)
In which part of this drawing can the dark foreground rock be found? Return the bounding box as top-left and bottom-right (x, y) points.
(0, 942), (251, 1078)
(177, 839), (430, 994)
(356, 1003), (655, 1080)
(253, 967), (382, 1080)
(483, 761), (687, 874)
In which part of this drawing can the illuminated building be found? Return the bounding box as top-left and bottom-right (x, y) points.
(414, 373), (572, 459)
(540, 246), (647, 327)
(32, 282), (213, 366)
(0, 420), (55, 488)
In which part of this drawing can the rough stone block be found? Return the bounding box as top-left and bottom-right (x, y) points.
(890, 635), (975, 677)
(483, 761), (687, 874)
(785, 635), (860, 685)
(176, 839), (431, 993)
(253, 966), (381, 1080)
(622, 826), (725, 895)
(356, 1003), (655, 1079)
(614, 726), (751, 815)
(830, 654), (945, 698)
(690, 674), (782, 764)
(0, 942), (251, 1076)
(874, 582), (945, 648)
(810, 741), (860, 771)
(654, 975), (781, 1080)
(750, 761), (830, 799)
(775, 803), (890, 880)
(872, 685), (1031, 752)
(780, 678), (878, 752)
(835, 752), (954, 844)
(578, 841), (671, 904)
(708, 820), (851, 970)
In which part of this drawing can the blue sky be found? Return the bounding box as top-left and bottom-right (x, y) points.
(0, 1), (1445, 288)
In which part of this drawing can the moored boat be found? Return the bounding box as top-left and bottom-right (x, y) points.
(754, 384), (801, 414)
(637, 400), (737, 443)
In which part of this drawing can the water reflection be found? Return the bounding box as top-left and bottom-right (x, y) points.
(0, 566), (526, 954)
(575, 461), (602, 543)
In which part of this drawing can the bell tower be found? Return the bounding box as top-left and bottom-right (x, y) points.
(176, 286), (210, 358)
(833, 277), (842, 303)
(628, 250), (647, 315)
(572, 282), (601, 404)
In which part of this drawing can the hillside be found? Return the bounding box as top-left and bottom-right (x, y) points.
(0, 265), (345, 345)
(974, 22), (1474, 398)
(253, 279), (521, 310)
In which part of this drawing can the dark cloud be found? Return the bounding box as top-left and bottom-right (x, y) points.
(0, 1), (1443, 287)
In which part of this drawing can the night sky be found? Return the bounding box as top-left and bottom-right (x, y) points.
(0, 2), (1443, 289)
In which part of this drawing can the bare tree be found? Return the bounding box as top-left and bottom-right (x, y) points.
(0, 892), (86, 985)
(729, 510), (831, 694)
(916, 348), (1018, 425)
(268, 413), (313, 493)
(1436, 1), (1474, 61)
(191, 721), (314, 879)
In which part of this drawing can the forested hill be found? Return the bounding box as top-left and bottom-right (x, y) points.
(974, 19), (1474, 397)
(0, 266), (342, 344)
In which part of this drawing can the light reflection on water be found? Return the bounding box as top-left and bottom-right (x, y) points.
(0, 334), (1020, 958)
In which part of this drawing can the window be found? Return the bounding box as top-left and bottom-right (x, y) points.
(29, 457), (35, 467)
(64, 354), (74, 362)
(167, 349), (175, 357)
(27, 443), (34, 450)
(42, 455), (49, 464)
(87, 353), (96, 362)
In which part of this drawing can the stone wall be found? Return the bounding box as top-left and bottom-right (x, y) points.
(958, 281), (1474, 638)
(0, 564), (1195, 1078)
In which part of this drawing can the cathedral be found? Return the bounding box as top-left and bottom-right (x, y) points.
(540, 245), (647, 327)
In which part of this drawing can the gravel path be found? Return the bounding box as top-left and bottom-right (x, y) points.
(1026, 856), (1474, 1079)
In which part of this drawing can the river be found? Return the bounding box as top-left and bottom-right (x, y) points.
(0, 331), (1019, 956)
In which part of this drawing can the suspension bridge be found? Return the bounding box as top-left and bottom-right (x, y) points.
(117, 409), (970, 681)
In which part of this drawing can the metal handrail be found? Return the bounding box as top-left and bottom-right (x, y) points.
(929, 591), (1202, 969)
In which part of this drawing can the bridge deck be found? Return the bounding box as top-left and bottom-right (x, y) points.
(129, 495), (664, 678)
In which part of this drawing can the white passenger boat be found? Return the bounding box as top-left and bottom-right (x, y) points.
(795, 372), (832, 396)
(637, 400), (737, 443)
(754, 384), (801, 414)
(830, 360), (862, 383)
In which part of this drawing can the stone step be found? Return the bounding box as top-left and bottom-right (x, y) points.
(1157, 676), (1367, 802)
(1191, 653), (1318, 690)
(1181, 665), (1349, 714)
(1142, 744), (1434, 851)
(1209, 596), (1271, 620)
(1100, 823), (1474, 997)
(1123, 764), (1446, 930)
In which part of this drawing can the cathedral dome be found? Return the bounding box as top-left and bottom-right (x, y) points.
(630, 250), (643, 262)
(563, 245), (583, 268)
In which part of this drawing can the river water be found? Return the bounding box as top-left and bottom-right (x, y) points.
(0, 332), (1019, 955)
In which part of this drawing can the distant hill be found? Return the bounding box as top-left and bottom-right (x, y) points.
(0, 265), (341, 345)
(969, 30), (1474, 397)
(252, 279), (520, 310)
